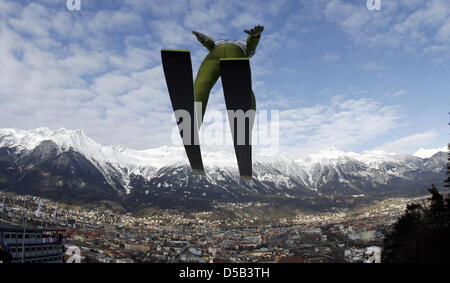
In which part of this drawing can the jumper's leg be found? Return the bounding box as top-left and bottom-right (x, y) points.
(194, 55), (221, 129)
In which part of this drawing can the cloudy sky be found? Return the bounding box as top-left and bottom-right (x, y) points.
(0, 0), (448, 158)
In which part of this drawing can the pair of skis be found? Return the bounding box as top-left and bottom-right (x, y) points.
(161, 50), (253, 179)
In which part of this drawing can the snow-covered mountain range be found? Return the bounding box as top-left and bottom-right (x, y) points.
(0, 127), (447, 211)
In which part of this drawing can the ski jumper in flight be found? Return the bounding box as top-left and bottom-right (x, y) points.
(192, 25), (264, 127)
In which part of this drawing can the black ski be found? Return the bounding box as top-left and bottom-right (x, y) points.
(219, 58), (254, 179)
(161, 50), (204, 174)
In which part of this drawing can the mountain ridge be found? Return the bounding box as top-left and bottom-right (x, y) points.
(0, 127), (447, 212)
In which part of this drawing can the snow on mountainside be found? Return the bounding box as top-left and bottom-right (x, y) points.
(414, 146), (448, 158)
(0, 127), (184, 168)
(296, 147), (420, 168)
(0, 128), (187, 193)
(0, 127), (448, 197)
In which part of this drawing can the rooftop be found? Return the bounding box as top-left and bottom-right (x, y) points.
(0, 223), (65, 233)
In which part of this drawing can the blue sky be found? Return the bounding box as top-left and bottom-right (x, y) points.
(0, 0), (448, 157)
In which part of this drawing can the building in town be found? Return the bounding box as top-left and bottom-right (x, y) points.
(0, 224), (65, 263)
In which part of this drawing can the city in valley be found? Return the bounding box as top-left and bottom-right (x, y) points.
(0, 191), (429, 263)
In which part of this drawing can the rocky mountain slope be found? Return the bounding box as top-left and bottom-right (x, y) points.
(0, 128), (447, 211)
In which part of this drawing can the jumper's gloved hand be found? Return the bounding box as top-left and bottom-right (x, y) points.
(192, 31), (215, 51)
(244, 25), (264, 38)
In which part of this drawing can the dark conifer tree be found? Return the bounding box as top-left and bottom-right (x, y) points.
(444, 143), (450, 188)
(382, 186), (450, 262)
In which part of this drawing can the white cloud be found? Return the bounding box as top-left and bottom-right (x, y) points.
(436, 19), (450, 42)
(277, 97), (403, 156)
(392, 90), (407, 97)
(424, 44), (448, 54)
(231, 12), (264, 30)
(87, 10), (143, 34)
(0, 0), (444, 156)
(376, 130), (441, 154)
(413, 146), (448, 158)
(0, 0), (288, 150)
(363, 62), (385, 71)
(151, 19), (192, 47)
(322, 53), (340, 62)
(184, 0), (230, 35)
(0, 0), (20, 17)
(8, 2), (52, 38)
(125, 0), (189, 16)
(312, 0), (450, 57)
(0, 1), (176, 149)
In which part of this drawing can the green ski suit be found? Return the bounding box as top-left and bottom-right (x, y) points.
(193, 31), (261, 126)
